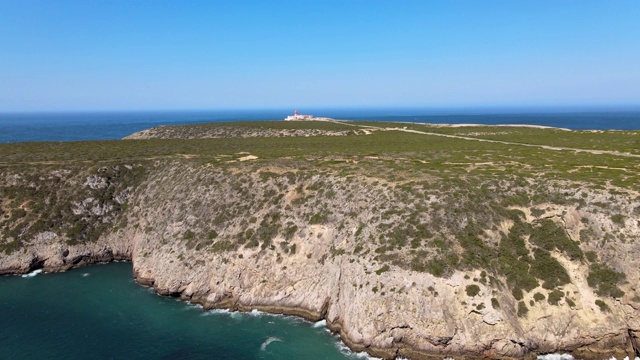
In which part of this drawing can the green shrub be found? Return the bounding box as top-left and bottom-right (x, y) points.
(517, 301), (529, 317)
(491, 297), (500, 309)
(511, 287), (523, 300)
(283, 224), (298, 239)
(210, 240), (234, 253)
(530, 248), (570, 289)
(548, 290), (564, 305)
(565, 298), (576, 308)
(375, 264), (390, 275)
(587, 263), (626, 298)
(1, 239), (22, 255)
(353, 244), (364, 254)
(530, 208), (545, 217)
(585, 251), (598, 263)
(610, 214), (625, 225)
(529, 219), (583, 260)
(459, 230), (492, 270)
(533, 292), (545, 302)
(354, 223), (364, 237)
(465, 284), (481, 297)
(183, 230), (195, 240)
(245, 238), (259, 248)
(595, 299), (610, 312)
(66, 222), (84, 243)
(309, 213), (328, 224)
(10, 208), (27, 221)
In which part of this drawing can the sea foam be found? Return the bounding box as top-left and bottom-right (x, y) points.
(313, 319), (327, 328)
(21, 269), (42, 278)
(537, 354), (574, 360)
(536, 355), (640, 360)
(260, 336), (282, 351)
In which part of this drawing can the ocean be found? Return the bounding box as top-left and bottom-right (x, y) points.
(0, 109), (639, 143)
(0, 263), (361, 360)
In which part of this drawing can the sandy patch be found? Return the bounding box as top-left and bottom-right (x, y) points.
(239, 155), (258, 161)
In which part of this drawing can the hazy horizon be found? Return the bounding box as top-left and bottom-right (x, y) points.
(3, 104), (640, 116)
(1, 1), (639, 112)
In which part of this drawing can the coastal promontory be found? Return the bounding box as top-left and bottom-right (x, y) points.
(1, 120), (639, 359)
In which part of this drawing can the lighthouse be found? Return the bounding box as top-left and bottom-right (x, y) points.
(284, 109), (313, 121)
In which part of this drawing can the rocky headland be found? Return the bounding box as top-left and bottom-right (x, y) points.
(1, 121), (639, 359)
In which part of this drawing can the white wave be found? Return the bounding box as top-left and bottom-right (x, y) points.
(21, 269), (42, 278)
(230, 311), (243, 320)
(334, 341), (381, 360)
(205, 308), (231, 315)
(82, 273), (90, 277)
(353, 351), (382, 359)
(180, 302), (203, 311)
(313, 319), (327, 328)
(260, 336), (282, 351)
(247, 309), (288, 319)
(537, 354), (574, 360)
(200, 309), (233, 317)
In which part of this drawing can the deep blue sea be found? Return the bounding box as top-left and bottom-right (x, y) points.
(0, 109), (639, 143)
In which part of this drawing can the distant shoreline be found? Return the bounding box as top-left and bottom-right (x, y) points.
(0, 110), (639, 144)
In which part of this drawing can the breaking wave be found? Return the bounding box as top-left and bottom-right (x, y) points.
(21, 269), (42, 278)
(313, 319), (327, 328)
(260, 336), (282, 351)
(536, 355), (639, 360)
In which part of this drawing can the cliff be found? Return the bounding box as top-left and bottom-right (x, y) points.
(1, 121), (639, 359)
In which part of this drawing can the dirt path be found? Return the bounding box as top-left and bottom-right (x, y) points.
(331, 120), (640, 159)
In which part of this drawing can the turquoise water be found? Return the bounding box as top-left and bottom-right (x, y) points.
(0, 263), (358, 360)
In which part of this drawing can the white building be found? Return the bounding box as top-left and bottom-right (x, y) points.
(284, 109), (314, 121)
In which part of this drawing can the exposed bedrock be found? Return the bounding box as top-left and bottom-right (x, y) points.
(2, 161), (640, 359)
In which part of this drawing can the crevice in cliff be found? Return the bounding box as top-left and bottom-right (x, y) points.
(426, 334), (453, 347)
(335, 261), (343, 306)
(510, 339), (526, 347)
(319, 297), (330, 320)
(323, 260), (343, 323)
(390, 324), (411, 331)
(628, 328), (640, 358)
(28, 256), (46, 272)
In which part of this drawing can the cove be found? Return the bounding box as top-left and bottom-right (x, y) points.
(0, 262), (361, 360)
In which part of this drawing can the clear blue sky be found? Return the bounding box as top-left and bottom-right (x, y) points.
(1, 0), (639, 112)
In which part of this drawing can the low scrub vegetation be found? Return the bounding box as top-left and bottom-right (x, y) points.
(1, 120), (637, 309)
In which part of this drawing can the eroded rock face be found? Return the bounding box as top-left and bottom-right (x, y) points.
(1, 161), (639, 360)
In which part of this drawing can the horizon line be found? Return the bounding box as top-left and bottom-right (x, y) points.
(2, 104), (640, 116)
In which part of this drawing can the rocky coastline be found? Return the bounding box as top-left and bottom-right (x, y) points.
(2, 214), (639, 360)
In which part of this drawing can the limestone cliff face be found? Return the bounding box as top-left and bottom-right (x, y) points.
(1, 159), (639, 360)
